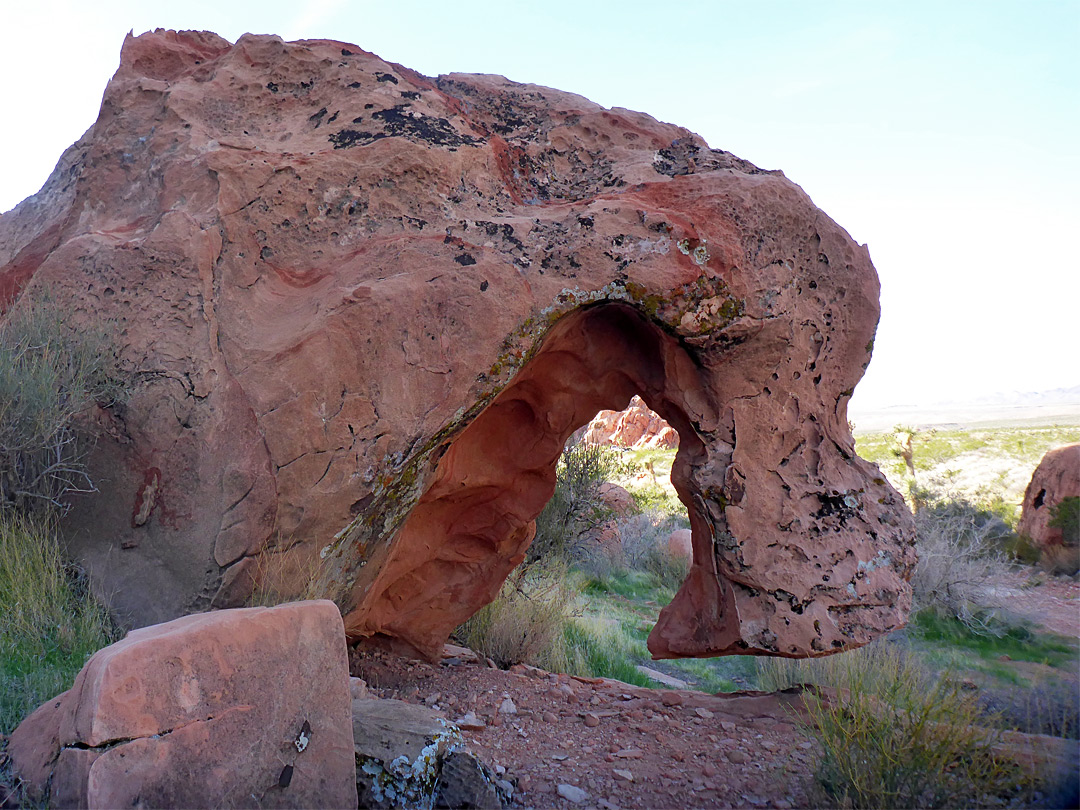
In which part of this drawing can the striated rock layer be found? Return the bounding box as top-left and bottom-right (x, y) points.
(0, 30), (914, 659)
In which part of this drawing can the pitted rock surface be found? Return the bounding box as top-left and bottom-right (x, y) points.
(0, 30), (914, 658)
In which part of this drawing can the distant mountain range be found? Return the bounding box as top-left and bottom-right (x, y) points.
(936, 385), (1080, 409)
(848, 385), (1080, 432)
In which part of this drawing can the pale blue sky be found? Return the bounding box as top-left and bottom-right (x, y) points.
(3, 1), (1077, 412)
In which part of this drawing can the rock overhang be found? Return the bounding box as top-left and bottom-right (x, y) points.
(0, 29), (915, 657)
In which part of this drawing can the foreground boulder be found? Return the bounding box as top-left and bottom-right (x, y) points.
(351, 698), (502, 808)
(1018, 444), (1080, 573)
(7, 601), (356, 809)
(0, 29), (914, 659)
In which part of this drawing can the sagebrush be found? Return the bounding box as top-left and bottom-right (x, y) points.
(0, 292), (128, 514)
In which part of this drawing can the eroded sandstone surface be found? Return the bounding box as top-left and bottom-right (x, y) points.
(0, 29), (914, 659)
(7, 601), (356, 808)
(1018, 443), (1080, 573)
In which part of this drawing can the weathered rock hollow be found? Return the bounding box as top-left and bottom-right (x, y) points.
(0, 29), (915, 660)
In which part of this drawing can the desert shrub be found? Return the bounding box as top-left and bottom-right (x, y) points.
(454, 558), (579, 671)
(0, 512), (116, 733)
(758, 643), (1025, 808)
(578, 509), (690, 592)
(911, 496), (1013, 630)
(1039, 496), (1080, 574)
(527, 439), (628, 566)
(1048, 496), (1080, 544)
(0, 292), (128, 515)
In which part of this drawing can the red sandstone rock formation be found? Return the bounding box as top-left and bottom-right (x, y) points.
(0, 30), (914, 660)
(585, 395), (680, 449)
(7, 601), (356, 808)
(599, 482), (636, 517)
(1018, 443), (1080, 573)
(668, 528), (694, 561)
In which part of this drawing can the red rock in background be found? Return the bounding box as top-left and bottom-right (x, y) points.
(585, 395), (680, 449)
(0, 30), (914, 661)
(1018, 443), (1080, 573)
(6, 600), (356, 809)
(599, 482), (636, 517)
(668, 528), (694, 561)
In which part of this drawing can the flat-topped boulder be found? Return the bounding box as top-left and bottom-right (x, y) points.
(0, 29), (914, 660)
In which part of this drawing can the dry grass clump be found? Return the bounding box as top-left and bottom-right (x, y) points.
(454, 561), (578, 671)
(758, 643), (1027, 809)
(0, 513), (115, 733)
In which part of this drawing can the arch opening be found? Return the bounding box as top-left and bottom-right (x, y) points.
(340, 302), (735, 660)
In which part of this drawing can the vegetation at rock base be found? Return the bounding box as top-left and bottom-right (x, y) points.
(759, 643), (1028, 809)
(0, 291), (125, 736)
(0, 512), (116, 734)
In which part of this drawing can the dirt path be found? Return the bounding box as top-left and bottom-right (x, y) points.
(351, 647), (817, 809)
(989, 570), (1080, 639)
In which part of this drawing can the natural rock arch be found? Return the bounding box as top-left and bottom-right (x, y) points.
(333, 302), (712, 658)
(0, 30), (916, 658)
(321, 299), (912, 661)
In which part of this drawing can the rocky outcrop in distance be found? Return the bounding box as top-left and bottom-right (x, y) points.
(585, 396), (680, 449)
(1018, 443), (1080, 574)
(0, 29), (914, 660)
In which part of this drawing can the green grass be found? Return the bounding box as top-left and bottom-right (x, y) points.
(0, 513), (115, 733)
(909, 610), (1077, 672)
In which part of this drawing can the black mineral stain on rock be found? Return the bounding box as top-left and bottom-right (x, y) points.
(278, 764), (293, 789)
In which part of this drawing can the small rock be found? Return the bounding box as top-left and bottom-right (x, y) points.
(557, 783), (588, 803)
(760, 740), (776, 750)
(542, 711), (558, 724)
(613, 769), (634, 782)
(499, 697), (518, 715)
(702, 764), (718, 778)
(614, 748), (644, 759)
(584, 713), (600, 728)
(454, 711), (486, 730)
(672, 751), (685, 762)
(424, 692), (441, 706)
(495, 779), (514, 798)
(798, 741), (814, 750)
(660, 691), (684, 707)
(349, 677), (369, 700)
(720, 720), (736, 732)
(727, 750), (750, 764)
(694, 707), (714, 719)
